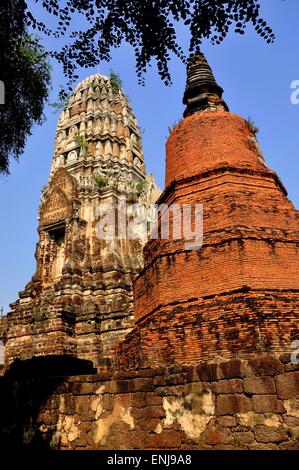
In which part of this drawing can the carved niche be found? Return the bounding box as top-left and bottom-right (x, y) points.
(39, 168), (78, 228)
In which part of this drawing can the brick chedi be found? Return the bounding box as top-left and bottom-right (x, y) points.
(116, 53), (299, 370)
(1, 74), (160, 370)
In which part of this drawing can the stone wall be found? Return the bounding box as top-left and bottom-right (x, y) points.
(1, 354), (298, 450)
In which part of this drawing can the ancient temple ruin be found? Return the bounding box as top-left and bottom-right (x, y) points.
(1, 74), (160, 369)
(0, 57), (298, 450)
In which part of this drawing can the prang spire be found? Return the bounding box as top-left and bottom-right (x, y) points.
(183, 52), (229, 117)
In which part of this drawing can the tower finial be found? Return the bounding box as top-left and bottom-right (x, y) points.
(183, 52), (229, 117)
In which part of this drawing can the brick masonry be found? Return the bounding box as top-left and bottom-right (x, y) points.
(118, 110), (299, 368)
(0, 355), (298, 450)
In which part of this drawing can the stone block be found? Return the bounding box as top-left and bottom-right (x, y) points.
(145, 430), (181, 449)
(254, 425), (288, 443)
(133, 378), (154, 392)
(204, 427), (232, 446)
(132, 392), (146, 408)
(75, 396), (90, 414)
(72, 382), (94, 395)
(233, 431), (254, 444)
(145, 392), (162, 406)
(216, 394), (252, 415)
(219, 360), (244, 379)
(137, 417), (161, 432)
(145, 406), (165, 419)
(211, 379), (243, 394)
(243, 377), (275, 394)
(196, 363), (220, 381)
(218, 416), (237, 427)
(247, 357), (284, 377)
(275, 372), (299, 399)
(283, 416), (299, 427)
(252, 395), (285, 413)
(279, 353), (291, 365)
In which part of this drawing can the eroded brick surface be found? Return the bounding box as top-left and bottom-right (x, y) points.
(0, 356), (298, 450)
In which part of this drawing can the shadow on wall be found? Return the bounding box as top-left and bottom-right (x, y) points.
(0, 356), (96, 450)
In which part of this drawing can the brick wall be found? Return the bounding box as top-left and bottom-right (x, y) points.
(117, 290), (299, 369)
(0, 354), (298, 450)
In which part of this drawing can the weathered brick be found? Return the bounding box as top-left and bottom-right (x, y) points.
(145, 430), (181, 448)
(244, 377), (275, 395)
(36, 409), (58, 426)
(145, 392), (162, 406)
(137, 418), (161, 432)
(145, 406), (165, 419)
(254, 425), (288, 443)
(216, 394), (252, 415)
(59, 393), (76, 414)
(233, 431), (254, 444)
(275, 372), (299, 399)
(285, 363), (299, 372)
(130, 407), (145, 419)
(133, 378), (155, 392)
(100, 394), (114, 411)
(204, 427), (232, 445)
(132, 392), (146, 408)
(196, 363), (220, 381)
(122, 430), (148, 449)
(105, 380), (133, 394)
(252, 395), (285, 414)
(218, 416), (237, 427)
(249, 442), (279, 450)
(75, 396), (90, 417)
(211, 379), (243, 394)
(234, 425), (251, 432)
(247, 357), (284, 377)
(279, 353), (291, 365)
(219, 360), (244, 379)
(279, 440), (299, 450)
(153, 373), (187, 387)
(283, 416), (299, 427)
(72, 382), (94, 395)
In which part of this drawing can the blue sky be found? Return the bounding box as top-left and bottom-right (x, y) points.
(0, 0), (298, 314)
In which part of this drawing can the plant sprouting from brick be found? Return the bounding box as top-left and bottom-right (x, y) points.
(110, 70), (122, 92)
(135, 180), (146, 194)
(93, 173), (108, 188)
(49, 87), (71, 114)
(167, 118), (183, 136)
(246, 117), (259, 134)
(74, 132), (88, 159)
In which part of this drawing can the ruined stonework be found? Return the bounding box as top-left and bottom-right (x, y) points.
(0, 356), (299, 449)
(0, 55), (298, 450)
(1, 74), (160, 369)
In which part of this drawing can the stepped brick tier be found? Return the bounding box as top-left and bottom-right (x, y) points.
(0, 74), (160, 369)
(116, 54), (299, 370)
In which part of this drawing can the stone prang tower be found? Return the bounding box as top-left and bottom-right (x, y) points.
(2, 74), (160, 370)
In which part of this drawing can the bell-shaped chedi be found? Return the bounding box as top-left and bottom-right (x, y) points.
(116, 53), (299, 370)
(1, 74), (160, 370)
